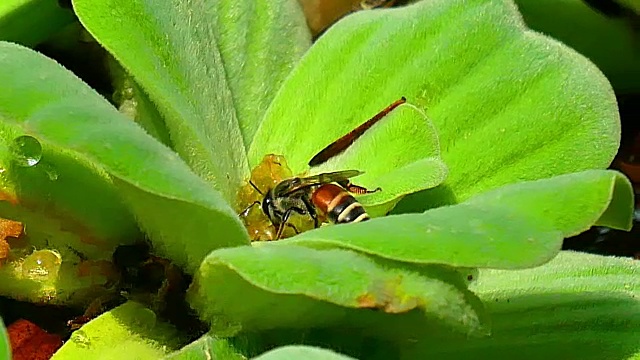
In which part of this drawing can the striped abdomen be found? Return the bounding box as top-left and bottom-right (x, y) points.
(311, 184), (369, 224)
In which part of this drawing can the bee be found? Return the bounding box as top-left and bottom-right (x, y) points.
(241, 170), (380, 240)
(236, 154), (310, 240)
(240, 97), (407, 240)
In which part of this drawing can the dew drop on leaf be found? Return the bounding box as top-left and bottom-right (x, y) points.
(11, 135), (42, 167)
(21, 249), (62, 282)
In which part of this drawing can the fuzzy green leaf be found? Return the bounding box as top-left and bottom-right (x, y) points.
(208, 0), (311, 147)
(619, 0), (640, 12)
(107, 57), (173, 147)
(0, 0), (75, 46)
(189, 244), (486, 337)
(0, 247), (116, 305)
(464, 169), (634, 234)
(0, 42), (249, 274)
(0, 41), (141, 303)
(254, 346), (357, 360)
(0, 120), (140, 253)
(400, 251), (640, 360)
(279, 170), (632, 269)
(0, 318), (9, 360)
(162, 333), (246, 360)
(72, 0), (248, 203)
(126, 81), (172, 147)
(513, 0), (640, 92)
(249, 0), (619, 212)
(309, 105), (447, 210)
(251, 78), (447, 209)
(51, 301), (181, 359)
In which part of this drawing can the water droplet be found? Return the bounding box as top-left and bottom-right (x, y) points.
(70, 330), (92, 348)
(11, 135), (42, 167)
(21, 249), (61, 282)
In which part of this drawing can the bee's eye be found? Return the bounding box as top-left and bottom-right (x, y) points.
(262, 196), (272, 215)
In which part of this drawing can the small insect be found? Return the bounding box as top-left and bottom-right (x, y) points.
(239, 97), (407, 240)
(236, 154), (312, 240)
(308, 96), (406, 167)
(241, 170), (380, 240)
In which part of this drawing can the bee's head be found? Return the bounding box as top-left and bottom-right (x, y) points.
(262, 190), (278, 224)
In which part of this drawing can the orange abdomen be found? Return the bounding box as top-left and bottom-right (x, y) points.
(311, 184), (369, 224)
(311, 184), (347, 215)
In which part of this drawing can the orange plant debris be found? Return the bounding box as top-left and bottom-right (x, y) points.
(0, 218), (23, 265)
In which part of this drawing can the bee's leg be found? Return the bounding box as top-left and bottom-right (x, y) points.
(286, 223), (300, 234)
(239, 201), (261, 218)
(275, 209), (294, 240)
(337, 180), (382, 194)
(276, 207), (307, 239)
(302, 195), (319, 228)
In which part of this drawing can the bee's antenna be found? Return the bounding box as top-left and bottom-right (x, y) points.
(249, 180), (263, 195)
(240, 201), (261, 218)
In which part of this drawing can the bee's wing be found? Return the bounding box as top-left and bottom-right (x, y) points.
(282, 170), (364, 195)
(302, 170), (364, 184)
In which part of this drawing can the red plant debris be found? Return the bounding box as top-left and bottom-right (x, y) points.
(7, 319), (63, 360)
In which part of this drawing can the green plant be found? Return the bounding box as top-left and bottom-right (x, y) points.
(0, 0), (637, 358)
(0, 317), (9, 360)
(0, 0), (75, 47)
(512, 0), (640, 93)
